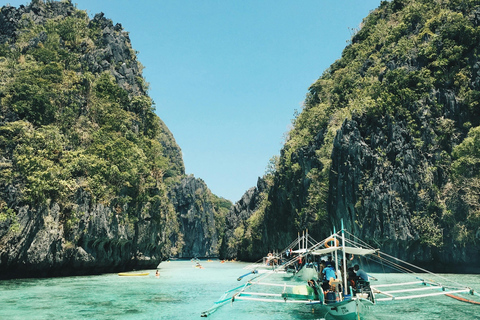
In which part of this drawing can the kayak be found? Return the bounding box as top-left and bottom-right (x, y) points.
(118, 272), (149, 276)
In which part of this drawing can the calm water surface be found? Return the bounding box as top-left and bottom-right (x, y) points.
(0, 260), (479, 319)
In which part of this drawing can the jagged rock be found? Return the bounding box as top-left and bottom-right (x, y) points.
(0, 2), (144, 96)
(219, 177), (268, 260)
(168, 175), (220, 258)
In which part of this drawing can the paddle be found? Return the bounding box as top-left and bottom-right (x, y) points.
(237, 270), (258, 281)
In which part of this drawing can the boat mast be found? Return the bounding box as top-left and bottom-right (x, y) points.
(298, 232), (300, 251)
(341, 219), (347, 294)
(333, 226), (338, 274)
(303, 230), (305, 250)
(306, 229), (308, 250)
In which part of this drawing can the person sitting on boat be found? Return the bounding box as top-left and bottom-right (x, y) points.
(354, 264), (368, 281)
(347, 266), (356, 287)
(353, 264), (372, 297)
(307, 278), (320, 296)
(267, 252), (273, 265)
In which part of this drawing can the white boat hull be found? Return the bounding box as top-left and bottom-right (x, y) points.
(317, 297), (372, 320)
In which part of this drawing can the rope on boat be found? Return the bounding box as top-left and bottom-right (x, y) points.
(360, 250), (474, 297)
(446, 293), (480, 305)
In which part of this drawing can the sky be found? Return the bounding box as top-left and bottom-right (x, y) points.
(4, 0), (382, 202)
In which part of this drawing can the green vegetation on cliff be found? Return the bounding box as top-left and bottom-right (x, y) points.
(0, 0), (185, 260)
(225, 0), (480, 266)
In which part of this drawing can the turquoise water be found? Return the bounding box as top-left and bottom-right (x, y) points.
(0, 260), (479, 319)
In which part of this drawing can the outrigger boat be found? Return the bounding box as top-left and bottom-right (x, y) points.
(242, 229), (320, 281)
(201, 220), (480, 319)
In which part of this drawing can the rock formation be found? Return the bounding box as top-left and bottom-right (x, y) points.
(169, 175), (223, 258)
(0, 0), (230, 279)
(221, 0), (480, 273)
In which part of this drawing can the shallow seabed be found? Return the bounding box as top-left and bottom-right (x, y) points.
(0, 260), (479, 320)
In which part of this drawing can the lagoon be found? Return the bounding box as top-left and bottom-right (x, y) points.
(0, 260), (479, 319)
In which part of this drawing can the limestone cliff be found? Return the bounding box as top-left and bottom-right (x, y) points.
(0, 0), (227, 279)
(220, 178), (270, 259)
(221, 0), (480, 272)
(169, 175), (231, 258)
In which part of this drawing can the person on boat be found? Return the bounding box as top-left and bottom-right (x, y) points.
(323, 264), (336, 280)
(295, 255), (303, 271)
(322, 262), (336, 291)
(326, 256), (334, 267)
(307, 279), (320, 296)
(353, 264), (372, 297)
(267, 252), (273, 265)
(347, 266), (356, 287)
(354, 264), (368, 281)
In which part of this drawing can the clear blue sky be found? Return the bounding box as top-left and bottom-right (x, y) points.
(5, 0), (382, 202)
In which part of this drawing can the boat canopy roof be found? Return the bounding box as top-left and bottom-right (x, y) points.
(310, 246), (378, 256)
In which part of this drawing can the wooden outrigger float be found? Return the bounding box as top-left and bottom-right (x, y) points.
(201, 220), (480, 319)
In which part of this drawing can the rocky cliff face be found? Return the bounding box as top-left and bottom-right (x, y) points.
(1, 188), (170, 278)
(219, 178), (269, 259)
(329, 113), (480, 272)
(169, 176), (222, 258)
(221, 0), (480, 272)
(0, 0), (226, 279)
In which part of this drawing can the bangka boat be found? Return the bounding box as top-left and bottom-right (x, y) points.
(242, 230), (320, 281)
(201, 220), (480, 319)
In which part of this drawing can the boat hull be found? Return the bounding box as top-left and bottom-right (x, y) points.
(316, 298), (372, 320)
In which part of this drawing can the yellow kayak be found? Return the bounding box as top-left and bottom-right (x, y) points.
(118, 272), (149, 276)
